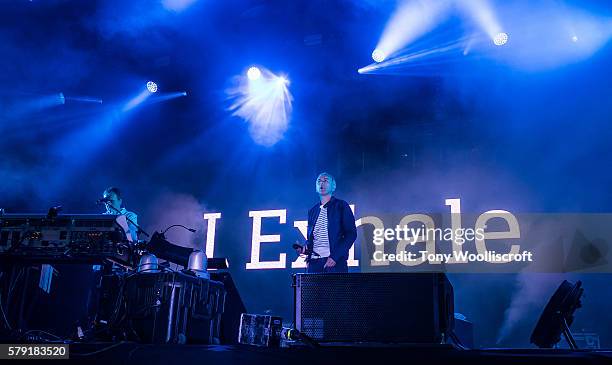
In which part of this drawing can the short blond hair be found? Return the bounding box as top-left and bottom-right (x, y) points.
(316, 172), (336, 193)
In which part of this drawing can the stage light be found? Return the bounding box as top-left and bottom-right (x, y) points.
(247, 67), (261, 81)
(480, 4), (612, 70)
(276, 76), (288, 85)
(226, 67), (293, 147)
(147, 81), (158, 93)
(358, 39), (470, 75)
(531, 280), (583, 349)
(372, 49), (386, 63)
(493, 32), (508, 46)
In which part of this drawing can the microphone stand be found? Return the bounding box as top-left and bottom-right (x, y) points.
(103, 203), (150, 238)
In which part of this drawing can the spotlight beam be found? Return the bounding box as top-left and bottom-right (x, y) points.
(375, 0), (452, 57)
(226, 67), (292, 147)
(359, 36), (470, 74)
(146, 91), (189, 105)
(4, 93), (66, 119)
(123, 89), (152, 112)
(64, 96), (104, 104)
(457, 0), (503, 40)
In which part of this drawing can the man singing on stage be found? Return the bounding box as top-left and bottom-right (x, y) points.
(101, 186), (139, 243)
(295, 173), (357, 273)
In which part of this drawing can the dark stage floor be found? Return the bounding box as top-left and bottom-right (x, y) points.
(50, 342), (612, 364)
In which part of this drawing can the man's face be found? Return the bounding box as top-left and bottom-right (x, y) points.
(316, 175), (334, 196)
(103, 191), (122, 212)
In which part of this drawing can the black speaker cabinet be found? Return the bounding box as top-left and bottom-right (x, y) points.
(124, 272), (226, 344)
(210, 272), (247, 344)
(294, 273), (454, 343)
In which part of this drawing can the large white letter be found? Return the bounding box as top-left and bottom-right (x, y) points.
(291, 220), (308, 269)
(246, 209), (287, 269)
(445, 198), (467, 263)
(475, 210), (521, 263)
(203, 212), (221, 258)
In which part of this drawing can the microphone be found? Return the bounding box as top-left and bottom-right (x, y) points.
(292, 243), (320, 257)
(96, 197), (112, 204)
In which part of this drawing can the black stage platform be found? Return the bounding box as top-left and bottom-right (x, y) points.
(57, 342), (612, 364)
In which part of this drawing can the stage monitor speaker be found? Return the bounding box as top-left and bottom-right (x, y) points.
(294, 272), (454, 344)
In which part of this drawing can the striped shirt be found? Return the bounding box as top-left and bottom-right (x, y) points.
(312, 205), (331, 258)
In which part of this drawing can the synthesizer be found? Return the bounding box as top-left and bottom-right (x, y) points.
(0, 213), (134, 266)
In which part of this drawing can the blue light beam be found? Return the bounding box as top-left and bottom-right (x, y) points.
(226, 67), (293, 147)
(375, 0), (452, 59)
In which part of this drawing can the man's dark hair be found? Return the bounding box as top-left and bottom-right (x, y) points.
(104, 186), (122, 200)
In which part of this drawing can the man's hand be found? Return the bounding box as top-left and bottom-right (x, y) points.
(323, 257), (336, 269)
